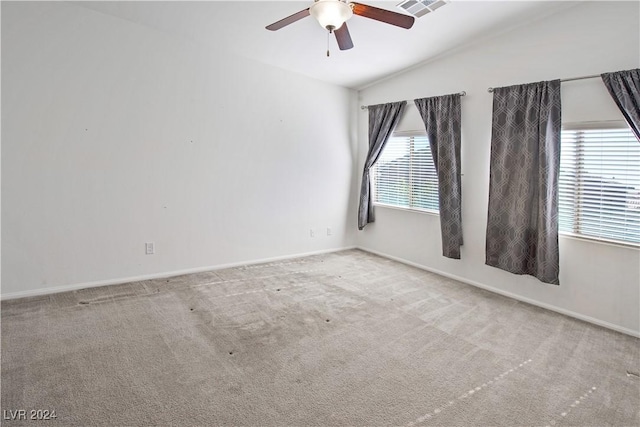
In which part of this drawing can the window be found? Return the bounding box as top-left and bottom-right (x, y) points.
(372, 132), (439, 213)
(559, 123), (640, 245)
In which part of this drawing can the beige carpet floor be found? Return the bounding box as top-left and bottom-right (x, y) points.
(1, 249), (639, 426)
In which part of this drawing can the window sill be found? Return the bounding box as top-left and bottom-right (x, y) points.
(370, 205), (638, 250)
(559, 232), (640, 251)
(373, 203), (440, 217)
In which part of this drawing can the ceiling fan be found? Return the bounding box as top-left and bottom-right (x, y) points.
(266, 0), (415, 55)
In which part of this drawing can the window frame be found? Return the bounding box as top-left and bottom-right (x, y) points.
(558, 121), (640, 249)
(371, 130), (440, 216)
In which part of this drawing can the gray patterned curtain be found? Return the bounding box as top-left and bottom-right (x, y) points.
(601, 68), (640, 141)
(358, 101), (406, 230)
(485, 80), (561, 285)
(414, 94), (463, 259)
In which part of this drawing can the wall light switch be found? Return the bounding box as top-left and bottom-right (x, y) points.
(310, 229), (315, 238)
(327, 227), (332, 236)
(145, 242), (155, 255)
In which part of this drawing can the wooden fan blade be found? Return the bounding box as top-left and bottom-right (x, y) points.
(334, 23), (354, 50)
(266, 8), (310, 31)
(351, 2), (415, 29)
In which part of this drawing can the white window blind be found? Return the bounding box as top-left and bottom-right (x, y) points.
(559, 124), (640, 245)
(372, 133), (439, 212)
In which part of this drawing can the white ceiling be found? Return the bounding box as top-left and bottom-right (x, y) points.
(76, 1), (579, 89)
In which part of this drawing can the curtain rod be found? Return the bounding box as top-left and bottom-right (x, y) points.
(486, 74), (601, 93)
(360, 91), (466, 110)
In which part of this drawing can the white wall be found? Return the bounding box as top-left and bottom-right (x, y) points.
(1, 2), (358, 297)
(357, 1), (640, 335)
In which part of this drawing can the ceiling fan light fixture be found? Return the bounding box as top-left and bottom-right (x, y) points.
(309, 0), (353, 30)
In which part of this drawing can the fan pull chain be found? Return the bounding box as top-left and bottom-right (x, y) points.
(326, 30), (330, 57)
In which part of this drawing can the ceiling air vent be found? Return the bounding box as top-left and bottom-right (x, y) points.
(396, 0), (449, 18)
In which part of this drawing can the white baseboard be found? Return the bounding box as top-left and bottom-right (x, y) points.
(357, 247), (640, 338)
(0, 246), (357, 301)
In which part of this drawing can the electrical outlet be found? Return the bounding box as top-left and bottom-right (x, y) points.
(145, 242), (155, 255)
(310, 229), (315, 238)
(327, 227), (332, 236)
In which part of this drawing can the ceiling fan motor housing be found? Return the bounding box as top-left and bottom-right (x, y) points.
(310, 0), (353, 31)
